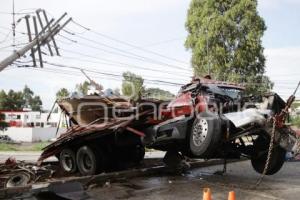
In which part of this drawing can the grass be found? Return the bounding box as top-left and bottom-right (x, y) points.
(291, 116), (300, 128)
(0, 142), (50, 151)
(0, 143), (18, 151)
(30, 142), (50, 151)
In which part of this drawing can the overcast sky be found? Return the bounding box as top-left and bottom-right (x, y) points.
(0, 0), (299, 109)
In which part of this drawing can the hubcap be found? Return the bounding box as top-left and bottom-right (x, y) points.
(192, 119), (208, 147)
(83, 154), (92, 170)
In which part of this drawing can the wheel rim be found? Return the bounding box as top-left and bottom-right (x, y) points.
(192, 119), (208, 147)
(6, 172), (31, 188)
(83, 154), (93, 170)
(61, 151), (75, 172)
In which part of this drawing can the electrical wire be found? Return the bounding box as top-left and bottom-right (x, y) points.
(53, 46), (192, 77)
(42, 56), (189, 82)
(61, 31), (192, 72)
(71, 19), (190, 66)
(42, 61), (185, 86)
(23, 64), (184, 87)
(0, 11), (35, 15)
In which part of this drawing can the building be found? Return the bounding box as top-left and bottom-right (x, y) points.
(0, 108), (66, 142)
(0, 110), (61, 128)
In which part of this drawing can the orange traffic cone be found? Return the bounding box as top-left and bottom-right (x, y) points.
(203, 188), (212, 200)
(228, 191), (235, 200)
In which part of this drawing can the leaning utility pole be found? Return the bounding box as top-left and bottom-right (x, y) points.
(0, 11), (71, 72)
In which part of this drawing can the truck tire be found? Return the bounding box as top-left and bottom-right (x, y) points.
(188, 112), (222, 158)
(129, 145), (145, 163)
(76, 145), (105, 175)
(59, 148), (77, 174)
(251, 136), (286, 175)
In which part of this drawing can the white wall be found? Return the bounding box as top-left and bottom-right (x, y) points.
(2, 127), (66, 142)
(2, 128), (33, 142)
(32, 128), (66, 142)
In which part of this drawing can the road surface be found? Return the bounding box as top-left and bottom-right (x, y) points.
(0, 151), (165, 163)
(87, 160), (300, 200)
(2, 152), (300, 199)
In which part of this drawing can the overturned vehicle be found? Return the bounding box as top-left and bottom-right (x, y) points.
(38, 78), (300, 176)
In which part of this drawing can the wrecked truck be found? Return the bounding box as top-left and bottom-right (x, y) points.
(38, 77), (300, 176)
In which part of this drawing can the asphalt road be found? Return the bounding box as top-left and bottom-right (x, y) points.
(2, 152), (300, 200)
(0, 151), (166, 163)
(87, 160), (300, 200)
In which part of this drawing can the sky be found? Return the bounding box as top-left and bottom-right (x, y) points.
(0, 0), (299, 109)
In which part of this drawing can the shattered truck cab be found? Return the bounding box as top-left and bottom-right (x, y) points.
(39, 78), (299, 176)
(143, 78), (299, 175)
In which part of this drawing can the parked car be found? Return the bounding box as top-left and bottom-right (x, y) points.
(0, 135), (20, 144)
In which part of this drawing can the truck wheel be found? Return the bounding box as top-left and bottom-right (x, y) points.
(188, 112), (221, 158)
(76, 145), (104, 175)
(59, 148), (77, 174)
(5, 171), (31, 188)
(130, 145), (145, 163)
(251, 136), (286, 175)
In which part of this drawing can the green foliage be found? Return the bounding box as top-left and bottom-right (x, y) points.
(292, 101), (300, 109)
(0, 86), (43, 111)
(76, 81), (91, 95)
(0, 142), (50, 151)
(291, 116), (300, 128)
(122, 71), (145, 100)
(0, 89), (25, 110)
(56, 88), (70, 100)
(185, 0), (271, 95)
(0, 113), (9, 131)
(145, 88), (175, 100)
(0, 143), (17, 151)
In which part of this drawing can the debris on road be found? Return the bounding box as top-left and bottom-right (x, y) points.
(0, 157), (54, 189)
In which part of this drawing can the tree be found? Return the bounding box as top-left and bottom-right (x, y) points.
(76, 81), (91, 95)
(22, 85), (43, 111)
(145, 88), (175, 100)
(56, 88), (70, 100)
(29, 96), (43, 111)
(23, 85), (34, 108)
(0, 87), (43, 111)
(0, 113), (9, 131)
(122, 71), (144, 100)
(0, 89), (24, 110)
(185, 0), (271, 94)
(5, 90), (25, 110)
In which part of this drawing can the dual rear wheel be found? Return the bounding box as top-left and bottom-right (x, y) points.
(59, 145), (145, 176)
(59, 146), (106, 176)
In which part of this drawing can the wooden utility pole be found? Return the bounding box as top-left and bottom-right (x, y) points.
(0, 14), (71, 72)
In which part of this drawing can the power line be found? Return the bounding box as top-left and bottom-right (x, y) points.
(44, 55), (189, 82)
(53, 46), (192, 77)
(52, 55), (191, 79)
(130, 37), (185, 49)
(57, 35), (191, 71)
(0, 11), (35, 15)
(71, 19), (190, 66)
(23, 63), (183, 88)
(61, 31), (192, 72)
(42, 61), (184, 86)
